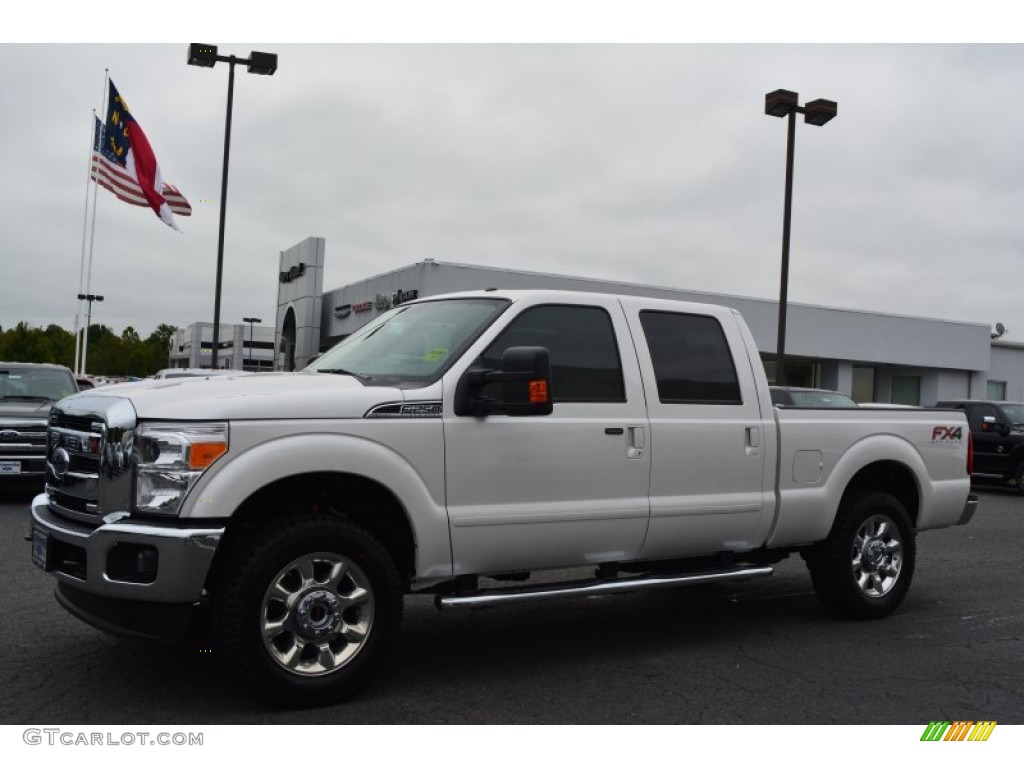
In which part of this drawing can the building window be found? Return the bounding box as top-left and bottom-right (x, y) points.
(892, 374), (921, 406)
(639, 311), (741, 404)
(852, 366), (876, 403)
(987, 380), (1007, 400)
(762, 356), (819, 388)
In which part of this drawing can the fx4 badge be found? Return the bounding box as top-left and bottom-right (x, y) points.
(932, 426), (963, 442)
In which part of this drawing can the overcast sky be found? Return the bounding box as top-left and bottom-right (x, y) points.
(2, 36), (1022, 343)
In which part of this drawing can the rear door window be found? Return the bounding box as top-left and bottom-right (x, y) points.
(638, 311), (742, 405)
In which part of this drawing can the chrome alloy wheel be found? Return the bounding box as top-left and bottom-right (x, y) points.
(851, 514), (903, 598)
(260, 553), (375, 676)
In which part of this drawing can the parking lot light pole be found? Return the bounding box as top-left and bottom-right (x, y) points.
(764, 89), (837, 385)
(77, 293), (104, 375)
(188, 44), (278, 370)
(242, 316), (262, 371)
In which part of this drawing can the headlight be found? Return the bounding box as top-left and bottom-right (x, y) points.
(134, 422), (229, 515)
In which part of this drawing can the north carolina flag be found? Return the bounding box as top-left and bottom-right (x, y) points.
(91, 80), (191, 230)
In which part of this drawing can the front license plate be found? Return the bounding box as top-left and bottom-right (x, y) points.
(32, 529), (50, 570)
(0, 460), (21, 475)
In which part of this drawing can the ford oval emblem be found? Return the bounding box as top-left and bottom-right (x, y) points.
(0, 430), (20, 440)
(51, 447), (71, 479)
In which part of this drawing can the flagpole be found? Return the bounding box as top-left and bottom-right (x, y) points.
(82, 70), (109, 376)
(74, 109), (99, 375)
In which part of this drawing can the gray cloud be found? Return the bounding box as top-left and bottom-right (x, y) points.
(2, 43), (1022, 343)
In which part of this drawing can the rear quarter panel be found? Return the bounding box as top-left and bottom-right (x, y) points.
(768, 407), (971, 547)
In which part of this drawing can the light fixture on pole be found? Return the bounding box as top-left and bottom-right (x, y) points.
(188, 43), (278, 370)
(764, 89), (837, 385)
(242, 316), (262, 371)
(77, 293), (104, 375)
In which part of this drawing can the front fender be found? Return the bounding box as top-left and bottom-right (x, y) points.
(181, 430), (452, 580)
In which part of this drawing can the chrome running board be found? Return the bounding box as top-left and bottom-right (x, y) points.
(436, 565), (774, 610)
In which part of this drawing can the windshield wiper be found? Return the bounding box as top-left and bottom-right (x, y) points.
(315, 368), (371, 383)
(1, 394), (56, 401)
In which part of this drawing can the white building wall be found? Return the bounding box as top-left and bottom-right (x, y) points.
(276, 237), (325, 371)
(990, 343), (1024, 401)
(299, 255), (1024, 402)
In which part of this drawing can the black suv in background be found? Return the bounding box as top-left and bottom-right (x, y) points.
(935, 399), (1024, 493)
(0, 362), (78, 485)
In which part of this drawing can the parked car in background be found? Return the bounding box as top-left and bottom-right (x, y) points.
(1, 362), (78, 482)
(860, 403), (922, 409)
(152, 368), (243, 379)
(770, 386), (858, 408)
(935, 399), (1024, 493)
(997, 401), (1024, 427)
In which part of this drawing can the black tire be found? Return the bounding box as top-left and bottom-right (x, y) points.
(1012, 460), (1024, 495)
(209, 513), (403, 707)
(805, 491), (915, 620)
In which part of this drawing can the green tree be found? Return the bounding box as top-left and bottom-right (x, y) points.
(0, 322), (54, 363)
(2, 320), (180, 377)
(44, 324), (76, 368)
(144, 324), (178, 373)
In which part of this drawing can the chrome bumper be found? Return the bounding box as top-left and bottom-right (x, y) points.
(958, 494), (979, 526)
(30, 492), (223, 604)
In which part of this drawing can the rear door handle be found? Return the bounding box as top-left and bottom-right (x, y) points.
(745, 426), (760, 456)
(628, 426), (645, 459)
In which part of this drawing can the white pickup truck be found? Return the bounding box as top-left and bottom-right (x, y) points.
(31, 289), (977, 705)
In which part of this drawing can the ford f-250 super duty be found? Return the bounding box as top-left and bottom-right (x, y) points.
(30, 290), (977, 706)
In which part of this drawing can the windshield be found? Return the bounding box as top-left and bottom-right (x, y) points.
(0, 368), (77, 401)
(788, 390), (858, 408)
(1001, 403), (1024, 426)
(306, 298), (508, 385)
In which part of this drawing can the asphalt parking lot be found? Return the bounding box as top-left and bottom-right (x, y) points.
(1, 483), (1021, 725)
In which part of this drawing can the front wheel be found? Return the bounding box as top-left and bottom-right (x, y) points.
(210, 514), (403, 707)
(806, 491), (916, 620)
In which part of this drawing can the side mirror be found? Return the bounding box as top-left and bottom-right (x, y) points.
(455, 346), (553, 417)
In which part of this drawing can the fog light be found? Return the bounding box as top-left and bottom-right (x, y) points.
(106, 544), (159, 584)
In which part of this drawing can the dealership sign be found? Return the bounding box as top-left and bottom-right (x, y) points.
(279, 263), (307, 283)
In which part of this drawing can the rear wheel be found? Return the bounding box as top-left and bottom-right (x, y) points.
(806, 491), (915, 620)
(210, 513), (402, 707)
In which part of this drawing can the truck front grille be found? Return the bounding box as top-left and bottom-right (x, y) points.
(46, 396), (137, 523)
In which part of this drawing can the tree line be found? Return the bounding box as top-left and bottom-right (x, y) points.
(0, 322), (178, 378)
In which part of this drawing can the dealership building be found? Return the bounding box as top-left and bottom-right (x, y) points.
(185, 236), (1024, 405)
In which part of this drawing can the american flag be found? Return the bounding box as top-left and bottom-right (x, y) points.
(90, 80), (191, 227)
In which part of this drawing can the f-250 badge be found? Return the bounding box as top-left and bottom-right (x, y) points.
(932, 426), (963, 441)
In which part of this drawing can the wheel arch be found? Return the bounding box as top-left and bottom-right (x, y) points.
(214, 471), (418, 585)
(838, 460), (920, 527)
(185, 433), (453, 584)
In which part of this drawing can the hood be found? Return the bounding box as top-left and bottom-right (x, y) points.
(56, 372), (406, 421)
(0, 398), (55, 421)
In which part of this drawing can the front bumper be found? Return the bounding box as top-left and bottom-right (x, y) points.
(958, 494), (979, 526)
(0, 453), (46, 478)
(31, 493), (224, 638)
